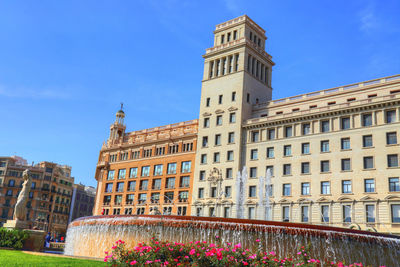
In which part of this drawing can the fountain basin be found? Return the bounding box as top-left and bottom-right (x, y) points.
(65, 215), (400, 266)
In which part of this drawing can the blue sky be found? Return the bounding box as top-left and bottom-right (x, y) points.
(0, 0), (399, 187)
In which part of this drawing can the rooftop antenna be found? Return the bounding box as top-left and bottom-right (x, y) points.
(120, 102), (123, 110)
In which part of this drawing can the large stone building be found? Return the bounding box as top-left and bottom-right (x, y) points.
(94, 109), (198, 217)
(94, 15), (400, 234)
(0, 156), (74, 236)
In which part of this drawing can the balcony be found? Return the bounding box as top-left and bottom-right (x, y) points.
(152, 186), (161, 190)
(139, 187), (148, 191)
(103, 202), (111, 206)
(165, 185), (175, 189)
(150, 199), (159, 204)
(178, 198), (188, 203)
(41, 188), (50, 191)
(180, 184), (190, 188)
(125, 201), (134, 205)
(138, 200), (146, 205)
(114, 202), (122, 206)
(164, 199), (174, 204)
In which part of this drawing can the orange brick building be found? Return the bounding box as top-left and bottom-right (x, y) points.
(93, 109), (198, 216)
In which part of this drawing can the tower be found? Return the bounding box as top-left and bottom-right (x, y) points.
(109, 104), (126, 141)
(192, 15), (274, 217)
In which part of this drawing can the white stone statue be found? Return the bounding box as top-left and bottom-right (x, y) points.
(13, 169), (32, 222)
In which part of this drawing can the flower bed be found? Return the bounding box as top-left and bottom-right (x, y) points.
(104, 237), (374, 267)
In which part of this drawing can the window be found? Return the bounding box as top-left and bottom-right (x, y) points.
(250, 167), (257, 178)
(302, 123), (310, 135)
(343, 205), (351, 222)
(215, 134), (221, 145)
(107, 170), (115, 180)
(31, 182), (36, 189)
(285, 126), (292, 137)
(141, 166), (150, 177)
(201, 154), (207, 164)
(391, 204), (400, 223)
(231, 91), (236, 101)
(156, 146), (165, 155)
(341, 159), (351, 171)
(250, 149), (258, 160)
(321, 120), (330, 132)
(248, 207), (255, 219)
(216, 115), (223, 126)
(321, 160), (330, 173)
(218, 95), (223, 104)
(140, 180), (148, 190)
(138, 193), (147, 204)
(206, 97), (210, 107)
(321, 181), (330, 194)
(210, 187), (217, 198)
(387, 132), (397, 145)
(203, 118), (210, 128)
(267, 147), (274, 158)
(129, 168), (138, 178)
(342, 180), (352, 193)
(267, 129), (275, 140)
(389, 178), (400, 192)
(167, 163), (177, 174)
(249, 186), (256, 197)
(362, 113), (372, 126)
(226, 168), (233, 179)
(105, 183), (113, 193)
(301, 182), (310, 195)
(247, 93), (250, 103)
(341, 117), (350, 130)
(228, 132), (235, 143)
(301, 162), (310, 174)
(363, 156), (374, 169)
(282, 206), (290, 222)
(229, 113), (236, 123)
(233, 30), (237, 40)
(341, 138), (350, 150)
(116, 182), (124, 192)
(364, 179), (375, 192)
(224, 207), (230, 218)
(114, 195), (122, 205)
(227, 151), (234, 161)
(321, 205), (329, 222)
(154, 165), (163, 176)
(283, 184), (291, 196)
(199, 171), (206, 181)
(283, 145), (292, 156)
(220, 35), (224, 44)
(388, 154), (399, 167)
(321, 140), (329, 152)
(386, 110), (396, 123)
(180, 176), (190, 188)
(251, 131), (259, 142)
(202, 136), (208, 147)
(169, 144), (179, 154)
(166, 178), (175, 189)
(198, 188), (204, 199)
(301, 206), (309, 222)
(225, 186), (232, 197)
(128, 181), (136, 191)
(266, 166), (274, 176)
(143, 148), (152, 157)
(181, 161), (192, 173)
(213, 152), (220, 163)
(301, 143), (310, 154)
(366, 205), (375, 223)
(8, 179), (15, 187)
(283, 164), (291, 175)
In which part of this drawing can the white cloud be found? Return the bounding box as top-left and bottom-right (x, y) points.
(358, 2), (379, 34)
(0, 84), (71, 100)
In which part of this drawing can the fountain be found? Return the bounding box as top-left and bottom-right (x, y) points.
(65, 214), (400, 266)
(235, 167), (247, 219)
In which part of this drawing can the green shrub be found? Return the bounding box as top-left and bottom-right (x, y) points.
(0, 227), (30, 249)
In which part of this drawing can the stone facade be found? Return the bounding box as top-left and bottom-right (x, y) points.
(94, 15), (400, 234)
(0, 156), (74, 236)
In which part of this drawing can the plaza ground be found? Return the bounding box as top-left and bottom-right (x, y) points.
(0, 249), (105, 266)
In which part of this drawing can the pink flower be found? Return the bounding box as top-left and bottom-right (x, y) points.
(234, 243), (242, 249)
(243, 261), (249, 265)
(256, 239), (260, 242)
(189, 249), (196, 255)
(130, 260), (137, 265)
(145, 261), (153, 264)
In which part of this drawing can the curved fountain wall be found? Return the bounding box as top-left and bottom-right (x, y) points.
(65, 215), (400, 266)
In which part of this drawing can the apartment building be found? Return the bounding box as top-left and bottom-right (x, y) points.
(94, 15), (400, 234)
(0, 156), (74, 236)
(68, 183), (96, 223)
(93, 109), (197, 216)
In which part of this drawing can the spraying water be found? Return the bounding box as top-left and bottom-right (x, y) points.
(235, 166), (248, 219)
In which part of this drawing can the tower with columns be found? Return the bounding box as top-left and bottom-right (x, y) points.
(191, 15), (275, 217)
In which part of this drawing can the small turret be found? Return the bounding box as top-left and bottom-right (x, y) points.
(109, 103), (126, 141)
